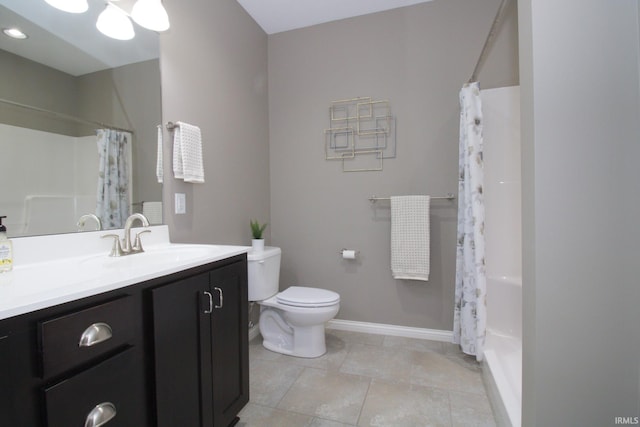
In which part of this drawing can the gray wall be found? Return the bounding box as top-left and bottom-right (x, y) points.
(268, 0), (518, 329)
(0, 49), (79, 135)
(519, 0), (640, 425)
(159, 0), (269, 245)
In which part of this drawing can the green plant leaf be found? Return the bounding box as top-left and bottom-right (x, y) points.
(250, 220), (268, 239)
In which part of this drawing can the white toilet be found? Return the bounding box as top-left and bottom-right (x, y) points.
(247, 247), (340, 358)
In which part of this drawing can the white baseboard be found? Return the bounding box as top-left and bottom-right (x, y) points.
(326, 319), (453, 342)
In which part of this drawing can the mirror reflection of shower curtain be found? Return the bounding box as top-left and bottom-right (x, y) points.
(453, 82), (487, 362)
(96, 129), (131, 229)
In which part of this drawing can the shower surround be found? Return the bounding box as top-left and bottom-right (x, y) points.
(481, 85), (522, 427)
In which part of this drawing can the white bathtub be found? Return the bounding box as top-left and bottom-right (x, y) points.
(483, 275), (522, 427)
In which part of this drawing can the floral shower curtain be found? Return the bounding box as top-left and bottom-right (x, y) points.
(453, 82), (487, 361)
(96, 129), (131, 229)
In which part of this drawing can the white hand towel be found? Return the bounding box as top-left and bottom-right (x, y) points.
(142, 201), (163, 225)
(390, 195), (431, 281)
(156, 125), (163, 183)
(172, 121), (205, 183)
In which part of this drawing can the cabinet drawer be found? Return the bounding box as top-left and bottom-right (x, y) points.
(39, 296), (135, 378)
(44, 347), (146, 427)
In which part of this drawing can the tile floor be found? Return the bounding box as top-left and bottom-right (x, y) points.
(237, 329), (497, 427)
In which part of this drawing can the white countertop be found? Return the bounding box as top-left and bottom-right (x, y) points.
(0, 226), (249, 320)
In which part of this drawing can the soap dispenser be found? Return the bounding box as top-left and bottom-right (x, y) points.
(0, 216), (13, 272)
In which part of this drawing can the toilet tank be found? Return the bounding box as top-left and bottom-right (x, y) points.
(247, 246), (281, 301)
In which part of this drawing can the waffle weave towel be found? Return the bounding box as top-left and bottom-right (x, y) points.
(390, 195), (431, 281)
(142, 201), (163, 225)
(172, 121), (204, 183)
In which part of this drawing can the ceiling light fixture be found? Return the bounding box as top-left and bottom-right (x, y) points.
(131, 0), (170, 32)
(2, 27), (29, 40)
(43, 0), (170, 41)
(44, 0), (89, 14)
(96, 3), (135, 40)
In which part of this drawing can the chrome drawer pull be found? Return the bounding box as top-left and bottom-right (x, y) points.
(214, 287), (223, 309)
(79, 322), (113, 347)
(84, 402), (116, 427)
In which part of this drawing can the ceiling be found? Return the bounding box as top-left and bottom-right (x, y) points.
(236, 0), (434, 35)
(0, 0), (158, 76)
(0, 0), (432, 76)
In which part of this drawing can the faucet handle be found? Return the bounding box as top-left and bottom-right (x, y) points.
(132, 229), (152, 253)
(101, 234), (125, 257)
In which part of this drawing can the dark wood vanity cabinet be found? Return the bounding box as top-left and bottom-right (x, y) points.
(0, 293), (148, 427)
(0, 333), (10, 422)
(152, 260), (249, 427)
(0, 254), (248, 427)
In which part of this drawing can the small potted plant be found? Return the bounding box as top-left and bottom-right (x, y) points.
(250, 220), (268, 252)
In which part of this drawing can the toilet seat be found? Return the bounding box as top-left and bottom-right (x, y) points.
(276, 286), (340, 308)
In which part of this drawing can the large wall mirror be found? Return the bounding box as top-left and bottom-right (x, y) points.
(0, 0), (162, 238)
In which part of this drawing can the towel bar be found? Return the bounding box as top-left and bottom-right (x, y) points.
(368, 193), (456, 203)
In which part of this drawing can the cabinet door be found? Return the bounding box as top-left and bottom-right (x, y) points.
(152, 272), (209, 427)
(0, 324), (43, 427)
(0, 334), (9, 424)
(209, 261), (249, 427)
(152, 261), (248, 427)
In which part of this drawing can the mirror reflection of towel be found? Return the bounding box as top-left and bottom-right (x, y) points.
(156, 125), (163, 184)
(142, 201), (163, 225)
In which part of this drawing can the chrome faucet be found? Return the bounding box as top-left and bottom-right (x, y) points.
(122, 213), (150, 253)
(101, 213), (151, 257)
(77, 214), (102, 231)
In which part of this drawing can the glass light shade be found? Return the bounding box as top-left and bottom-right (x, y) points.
(44, 0), (89, 14)
(96, 4), (135, 41)
(131, 0), (170, 32)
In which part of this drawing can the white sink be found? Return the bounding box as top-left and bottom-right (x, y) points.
(0, 231), (249, 321)
(80, 244), (235, 270)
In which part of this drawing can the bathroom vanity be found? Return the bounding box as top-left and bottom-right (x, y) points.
(0, 226), (249, 427)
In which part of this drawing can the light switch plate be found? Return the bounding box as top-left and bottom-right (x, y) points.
(175, 193), (186, 214)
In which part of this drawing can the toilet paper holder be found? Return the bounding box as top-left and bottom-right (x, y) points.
(340, 248), (359, 259)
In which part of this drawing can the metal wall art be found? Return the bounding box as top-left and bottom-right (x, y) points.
(324, 96), (397, 172)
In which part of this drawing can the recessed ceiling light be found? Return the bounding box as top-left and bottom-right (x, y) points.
(2, 28), (28, 40)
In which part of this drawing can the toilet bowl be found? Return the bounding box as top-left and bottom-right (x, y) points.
(259, 286), (340, 358)
(248, 247), (340, 358)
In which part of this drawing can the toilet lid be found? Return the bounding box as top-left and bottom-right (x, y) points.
(276, 286), (340, 307)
